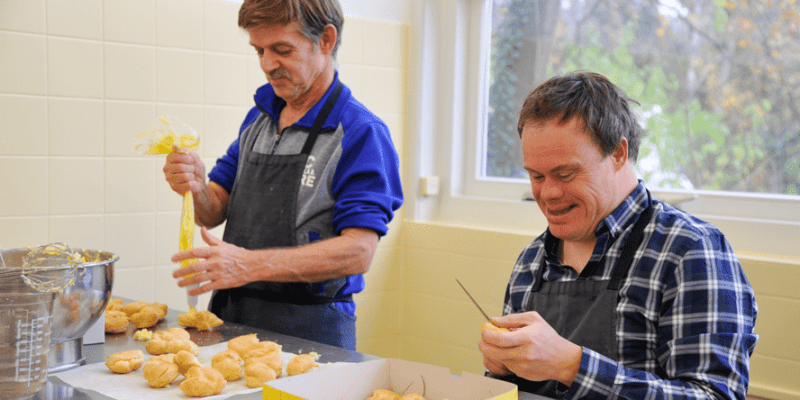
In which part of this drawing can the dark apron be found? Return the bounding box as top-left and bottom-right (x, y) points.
(209, 82), (357, 350)
(496, 201), (654, 398)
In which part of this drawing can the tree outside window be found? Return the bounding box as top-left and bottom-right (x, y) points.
(485, 0), (800, 196)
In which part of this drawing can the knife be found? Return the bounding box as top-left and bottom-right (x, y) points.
(455, 278), (491, 322)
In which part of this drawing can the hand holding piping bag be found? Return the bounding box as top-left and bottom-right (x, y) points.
(135, 115), (201, 313)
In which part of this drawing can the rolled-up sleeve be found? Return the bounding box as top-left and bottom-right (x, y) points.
(330, 116), (403, 237)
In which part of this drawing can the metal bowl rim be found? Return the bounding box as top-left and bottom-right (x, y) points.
(0, 249), (119, 271)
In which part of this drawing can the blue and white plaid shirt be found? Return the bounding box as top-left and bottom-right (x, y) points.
(503, 182), (758, 399)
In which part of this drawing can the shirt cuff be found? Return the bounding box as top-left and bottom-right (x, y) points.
(564, 347), (619, 399)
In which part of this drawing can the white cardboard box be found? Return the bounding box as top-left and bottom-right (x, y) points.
(263, 358), (517, 400)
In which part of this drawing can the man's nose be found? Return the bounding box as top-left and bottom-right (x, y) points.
(537, 178), (563, 200)
(260, 54), (279, 73)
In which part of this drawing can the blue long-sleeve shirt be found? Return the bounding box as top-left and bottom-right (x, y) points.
(207, 73), (404, 314)
(504, 182), (758, 399)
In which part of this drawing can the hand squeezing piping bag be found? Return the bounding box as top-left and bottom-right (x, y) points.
(135, 115), (201, 313)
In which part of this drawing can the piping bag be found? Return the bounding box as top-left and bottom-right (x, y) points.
(135, 115), (201, 313)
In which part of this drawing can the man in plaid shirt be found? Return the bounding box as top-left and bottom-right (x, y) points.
(479, 72), (758, 399)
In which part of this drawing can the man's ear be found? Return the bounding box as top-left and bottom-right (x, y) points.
(612, 137), (629, 170)
(319, 24), (337, 55)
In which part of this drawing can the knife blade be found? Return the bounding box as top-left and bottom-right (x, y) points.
(455, 278), (491, 322)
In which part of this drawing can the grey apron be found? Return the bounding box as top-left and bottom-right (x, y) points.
(496, 201), (654, 398)
(209, 82), (357, 350)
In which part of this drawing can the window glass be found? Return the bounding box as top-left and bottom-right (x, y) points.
(484, 0), (800, 196)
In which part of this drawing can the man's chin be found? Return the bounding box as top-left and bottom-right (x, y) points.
(271, 86), (295, 101)
(268, 79), (290, 90)
(547, 223), (578, 240)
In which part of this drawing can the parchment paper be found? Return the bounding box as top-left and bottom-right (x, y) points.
(51, 340), (348, 400)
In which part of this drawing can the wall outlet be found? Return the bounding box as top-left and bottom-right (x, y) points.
(420, 176), (440, 197)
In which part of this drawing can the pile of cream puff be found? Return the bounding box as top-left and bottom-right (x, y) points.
(104, 299), (169, 332)
(105, 330), (318, 397)
(105, 298), (224, 333)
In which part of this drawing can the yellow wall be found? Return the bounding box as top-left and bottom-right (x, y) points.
(741, 253), (800, 399)
(364, 222), (800, 400)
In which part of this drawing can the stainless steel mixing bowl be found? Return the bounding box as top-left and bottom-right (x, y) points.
(0, 247), (117, 373)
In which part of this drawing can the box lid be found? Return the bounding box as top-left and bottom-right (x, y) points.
(263, 358), (517, 400)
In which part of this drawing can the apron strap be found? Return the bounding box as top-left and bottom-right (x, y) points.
(531, 199), (654, 292)
(530, 240), (558, 292)
(301, 81), (343, 155)
(607, 199), (654, 290)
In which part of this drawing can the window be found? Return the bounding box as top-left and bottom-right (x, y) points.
(408, 0), (799, 257)
(481, 0), (800, 199)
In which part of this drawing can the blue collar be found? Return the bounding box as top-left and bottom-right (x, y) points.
(253, 71), (349, 131)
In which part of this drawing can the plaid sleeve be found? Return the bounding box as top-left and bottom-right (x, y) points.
(564, 232), (759, 400)
(503, 238), (545, 315)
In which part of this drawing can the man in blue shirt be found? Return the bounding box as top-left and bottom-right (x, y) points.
(479, 71), (757, 399)
(163, 0), (403, 350)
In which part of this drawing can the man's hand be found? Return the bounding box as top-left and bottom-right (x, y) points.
(478, 312), (583, 386)
(483, 353), (513, 376)
(163, 147), (229, 227)
(172, 227), (266, 295)
(163, 147), (205, 195)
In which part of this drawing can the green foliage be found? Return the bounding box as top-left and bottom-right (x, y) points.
(714, 9), (728, 33)
(555, 25), (773, 192)
(484, 0), (799, 196)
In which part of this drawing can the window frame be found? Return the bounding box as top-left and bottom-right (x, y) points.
(406, 0), (800, 258)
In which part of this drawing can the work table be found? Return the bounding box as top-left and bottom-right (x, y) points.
(36, 308), (547, 400)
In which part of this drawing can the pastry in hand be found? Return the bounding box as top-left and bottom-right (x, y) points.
(243, 362), (278, 388)
(178, 310), (224, 330)
(105, 349), (144, 374)
(227, 333), (259, 357)
(481, 321), (509, 333)
(104, 310), (129, 333)
(142, 354), (179, 388)
(286, 354), (318, 376)
(179, 366), (227, 397)
(175, 350), (202, 376)
(211, 350), (243, 382)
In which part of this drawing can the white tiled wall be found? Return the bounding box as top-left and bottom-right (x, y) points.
(0, 0), (408, 340)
